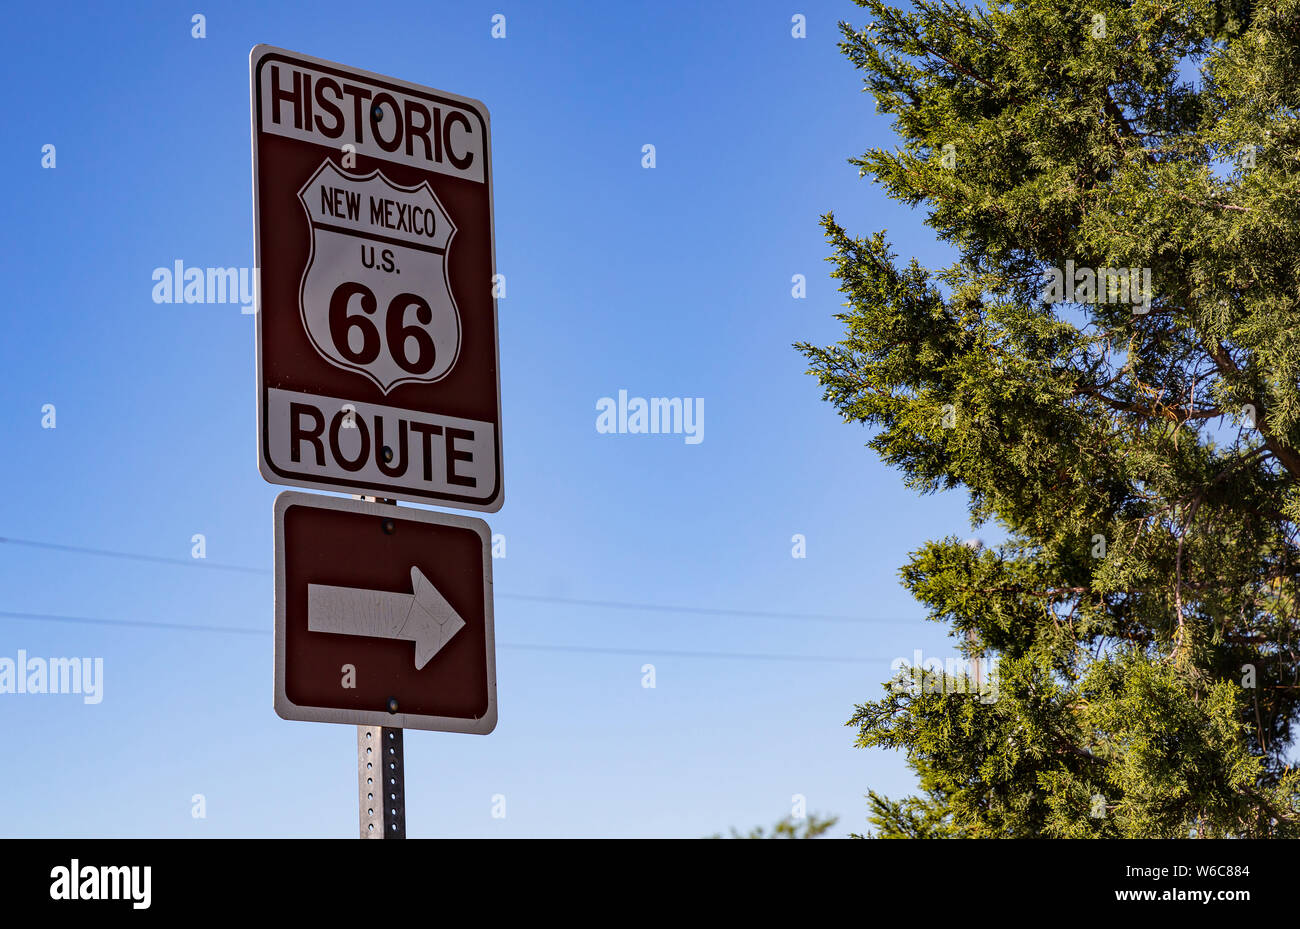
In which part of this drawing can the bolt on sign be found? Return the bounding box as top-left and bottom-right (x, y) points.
(274, 492), (497, 733)
(250, 46), (503, 511)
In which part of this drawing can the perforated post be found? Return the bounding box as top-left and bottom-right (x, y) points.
(359, 725), (405, 838)
(355, 495), (405, 839)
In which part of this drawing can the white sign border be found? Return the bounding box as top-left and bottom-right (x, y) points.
(250, 44), (504, 513)
(273, 491), (498, 734)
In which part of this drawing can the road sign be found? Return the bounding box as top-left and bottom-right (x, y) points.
(250, 46), (503, 511)
(273, 491), (497, 733)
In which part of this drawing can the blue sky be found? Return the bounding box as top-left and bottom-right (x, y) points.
(0, 0), (977, 837)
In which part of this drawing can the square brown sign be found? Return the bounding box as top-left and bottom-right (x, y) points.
(273, 492), (497, 733)
(251, 46), (502, 511)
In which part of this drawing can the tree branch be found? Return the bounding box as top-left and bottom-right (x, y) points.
(1203, 341), (1300, 478)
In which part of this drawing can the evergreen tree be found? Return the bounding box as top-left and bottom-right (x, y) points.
(798, 0), (1300, 837)
(707, 813), (839, 839)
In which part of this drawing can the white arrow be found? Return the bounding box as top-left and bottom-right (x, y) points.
(307, 566), (465, 670)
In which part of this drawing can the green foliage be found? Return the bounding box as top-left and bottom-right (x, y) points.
(798, 0), (1300, 837)
(707, 813), (839, 839)
(861, 759), (963, 837)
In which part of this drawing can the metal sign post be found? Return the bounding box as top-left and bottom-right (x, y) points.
(357, 495), (404, 839)
(358, 726), (404, 838)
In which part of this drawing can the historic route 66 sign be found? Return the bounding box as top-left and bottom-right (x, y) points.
(298, 162), (460, 393)
(251, 46), (503, 511)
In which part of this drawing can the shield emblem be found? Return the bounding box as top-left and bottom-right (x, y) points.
(297, 161), (460, 393)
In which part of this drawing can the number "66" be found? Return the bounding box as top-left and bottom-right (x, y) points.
(328, 281), (437, 375)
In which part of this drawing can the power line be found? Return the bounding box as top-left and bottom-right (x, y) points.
(0, 609), (267, 636)
(0, 534), (913, 626)
(0, 610), (887, 665)
(498, 643), (888, 664)
(0, 536), (266, 575)
(500, 592), (908, 624)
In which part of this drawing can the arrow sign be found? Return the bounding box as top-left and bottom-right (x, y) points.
(307, 566), (465, 669)
(275, 493), (497, 733)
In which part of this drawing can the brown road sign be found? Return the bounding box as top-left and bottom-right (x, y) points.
(273, 492), (497, 733)
(250, 46), (502, 511)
